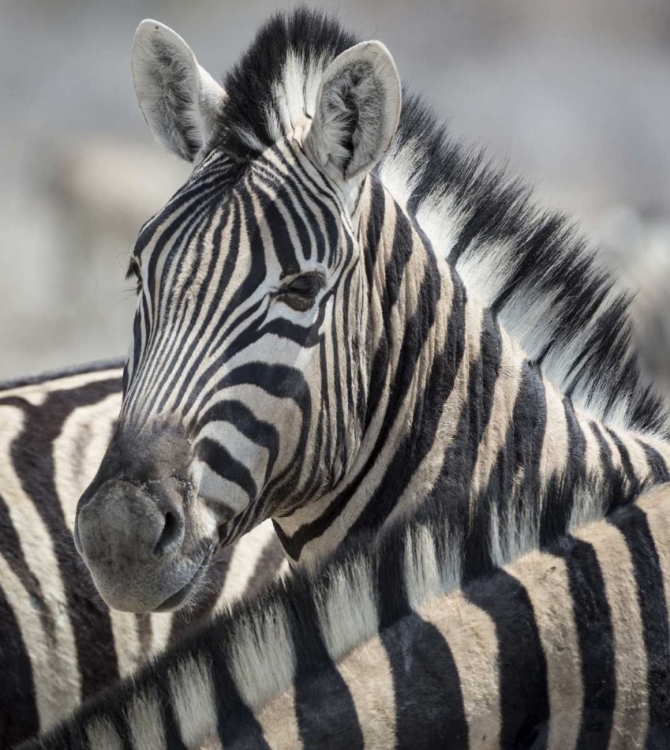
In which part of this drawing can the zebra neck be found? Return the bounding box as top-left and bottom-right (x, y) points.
(274, 182), (670, 565)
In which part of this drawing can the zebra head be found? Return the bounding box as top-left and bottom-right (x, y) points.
(75, 17), (402, 612)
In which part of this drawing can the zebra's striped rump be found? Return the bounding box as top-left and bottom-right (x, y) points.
(0, 363), (285, 748)
(74, 9), (670, 613)
(21, 482), (670, 749)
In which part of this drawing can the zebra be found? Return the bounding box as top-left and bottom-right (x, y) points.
(0, 362), (285, 748)
(20, 481), (670, 749)
(72, 9), (670, 614)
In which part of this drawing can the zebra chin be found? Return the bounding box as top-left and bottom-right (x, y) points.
(74, 477), (215, 613)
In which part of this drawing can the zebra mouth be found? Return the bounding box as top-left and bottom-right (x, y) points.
(153, 548), (213, 612)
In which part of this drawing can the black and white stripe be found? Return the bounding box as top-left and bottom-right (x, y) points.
(0, 363), (285, 748)
(73, 9), (670, 613)
(23, 482), (670, 749)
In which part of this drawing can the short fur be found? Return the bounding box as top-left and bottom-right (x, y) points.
(22, 483), (670, 749)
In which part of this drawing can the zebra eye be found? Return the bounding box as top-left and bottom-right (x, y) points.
(280, 272), (324, 311)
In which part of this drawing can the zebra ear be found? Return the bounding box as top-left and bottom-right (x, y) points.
(132, 20), (225, 162)
(305, 41), (401, 182)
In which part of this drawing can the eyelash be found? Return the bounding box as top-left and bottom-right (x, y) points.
(125, 259), (142, 294)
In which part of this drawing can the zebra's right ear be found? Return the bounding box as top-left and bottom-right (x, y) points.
(132, 20), (225, 162)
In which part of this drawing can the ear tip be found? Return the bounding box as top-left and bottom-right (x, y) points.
(134, 19), (164, 38)
(133, 19), (183, 48)
(349, 40), (395, 66)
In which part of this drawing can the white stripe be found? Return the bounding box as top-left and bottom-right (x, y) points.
(169, 656), (218, 748)
(509, 551), (583, 750)
(53, 392), (121, 531)
(86, 717), (123, 750)
(256, 688), (304, 749)
(419, 591), (501, 749)
(230, 602), (295, 710)
(337, 635), (396, 749)
(128, 691), (166, 750)
(539, 378), (569, 484)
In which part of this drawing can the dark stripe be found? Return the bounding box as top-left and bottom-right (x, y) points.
(220, 363), (312, 517)
(383, 612), (469, 749)
(637, 438), (670, 484)
(200, 627), (271, 749)
(243, 536), (286, 600)
(0, 581), (39, 747)
(466, 570), (549, 748)
(197, 438), (258, 502)
(253, 178), (300, 273)
(552, 535), (615, 749)
(606, 427), (640, 496)
(539, 398), (586, 548)
(289, 584), (364, 750)
(481, 359), (548, 561)
(612, 505), (670, 745)
(156, 679), (189, 750)
(588, 422), (617, 491)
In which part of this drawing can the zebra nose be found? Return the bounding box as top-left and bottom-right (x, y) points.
(74, 479), (192, 612)
(77, 480), (185, 561)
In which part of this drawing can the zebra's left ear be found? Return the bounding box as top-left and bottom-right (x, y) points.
(132, 20), (226, 161)
(304, 41), (401, 182)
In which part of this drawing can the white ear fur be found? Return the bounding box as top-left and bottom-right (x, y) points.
(132, 20), (226, 162)
(304, 41), (401, 183)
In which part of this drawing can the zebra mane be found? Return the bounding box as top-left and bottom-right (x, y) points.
(210, 7), (670, 437)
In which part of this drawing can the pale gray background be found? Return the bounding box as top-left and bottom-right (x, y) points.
(1, 0), (669, 380)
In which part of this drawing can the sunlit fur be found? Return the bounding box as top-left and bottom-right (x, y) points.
(24, 483), (670, 749)
(77, 9), (670, 611)
(0, 363), (285, 747)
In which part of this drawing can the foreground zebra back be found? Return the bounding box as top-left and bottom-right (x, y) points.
(23, 483), (670, 750)
(0, 362), (285, 748)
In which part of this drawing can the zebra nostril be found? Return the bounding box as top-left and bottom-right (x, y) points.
(153, 510), (183, 555)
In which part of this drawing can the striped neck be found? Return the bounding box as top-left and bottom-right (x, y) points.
(275, 178), (670, 565)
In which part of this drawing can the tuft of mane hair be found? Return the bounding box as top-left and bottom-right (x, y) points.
(210, 6), (670, 438)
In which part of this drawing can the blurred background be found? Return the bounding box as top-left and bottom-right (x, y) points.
(1, 0), (669, 386)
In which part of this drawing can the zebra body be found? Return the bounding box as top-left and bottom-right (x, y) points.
(71, 10), (670, 614)
(23, 482), (670, 749)
(0, 363), (285, 748)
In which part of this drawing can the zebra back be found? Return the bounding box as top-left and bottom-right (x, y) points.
(22, 481), (670, 749)
(0, 362), (285, 748)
